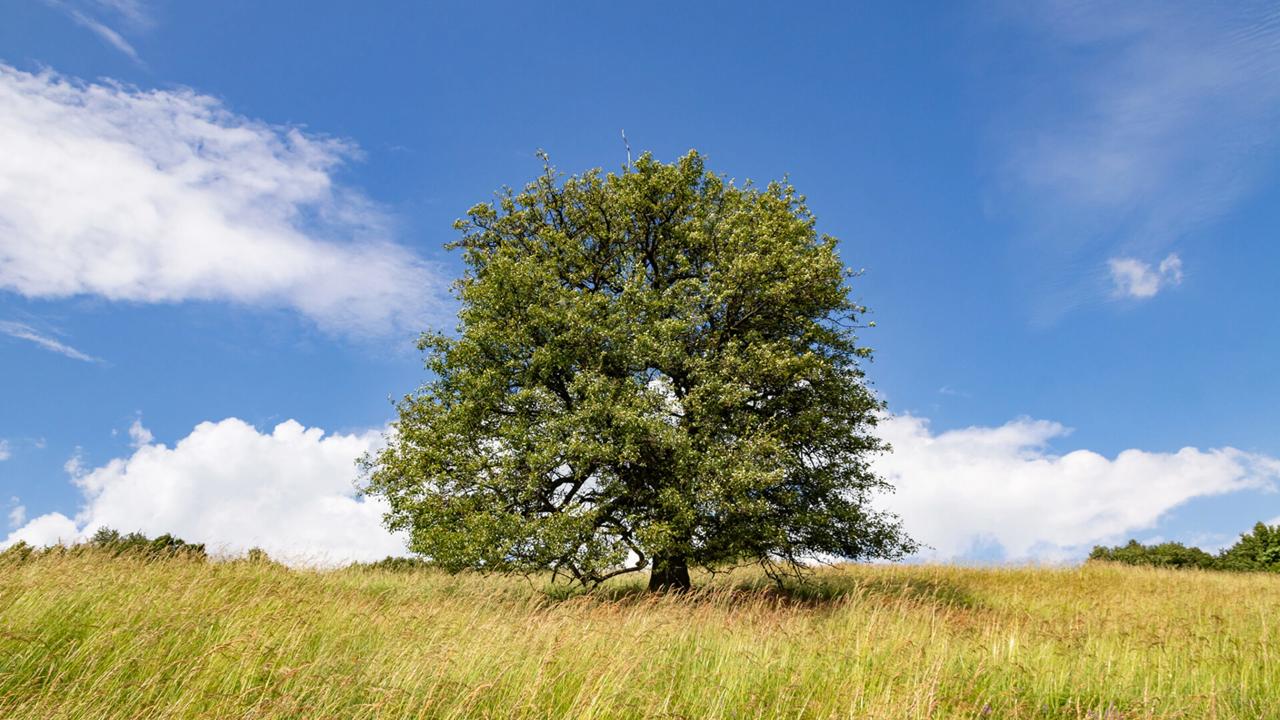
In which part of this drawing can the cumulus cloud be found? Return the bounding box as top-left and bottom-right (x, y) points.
(9, 410), (1275, 565)
(0, 439), (9, 461)
(1, 418), (406, 564)
(0, 65), (447, 336)
(4, 512), (79, 548)
(1107, 253), (1183, 299)
(0, 320), (100, 362)
(874, 414), (1280, 560)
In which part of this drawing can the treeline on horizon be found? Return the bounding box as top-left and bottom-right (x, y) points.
(6, 522), (1280, 575)
(1089, 521), (1280, 573)
(0, 528), (429, 572)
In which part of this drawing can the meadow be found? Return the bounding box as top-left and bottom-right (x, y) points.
(1, 552), (1277, 719)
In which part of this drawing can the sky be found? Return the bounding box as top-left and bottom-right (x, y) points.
(2, 0), (1280, 564)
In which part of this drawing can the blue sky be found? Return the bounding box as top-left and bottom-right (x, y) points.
(2, 1), (1279, 562)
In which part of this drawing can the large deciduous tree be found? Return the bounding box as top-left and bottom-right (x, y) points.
(363, 151), (915, 590)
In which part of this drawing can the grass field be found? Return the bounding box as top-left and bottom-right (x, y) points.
(2, 552), (1277, 719)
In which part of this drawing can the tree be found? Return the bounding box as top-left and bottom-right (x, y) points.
(363, 151), (915, 591)
(1219, 522), (1280, 572)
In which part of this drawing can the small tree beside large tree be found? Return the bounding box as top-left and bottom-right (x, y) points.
(363, 150), (915, 591)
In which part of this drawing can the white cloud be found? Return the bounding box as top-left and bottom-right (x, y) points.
(1, 418), (405, 564)
(7, 498), (25, 529)
(0, 65), (447, 337)
(63, 450), (86, 479)
(874, 414), (1280, 560)
(10, 409), (1273, 565)
(43, 0), (153, 62)
(64, 7), (141, 61)
(1158, 254), (1184, 284)
(0, 321), (100, 362)
(1108, 252), (1183, 299)
(86, 0), (153, 29)
(127, 418), (153, 448)
(4, 511), (79, 548)
(0, 440), (9, 461)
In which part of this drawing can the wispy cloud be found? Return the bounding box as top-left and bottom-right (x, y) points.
(988, 1), (1280, 311)
(0, 441), (10, 462)
(0, 321), (100, 363)
(43, 0), (152, 63)
(1108, 253), (1183, 299)
(87, 0), (154, 30)
(63, 7), (141, 62)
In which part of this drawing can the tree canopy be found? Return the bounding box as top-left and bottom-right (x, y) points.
(363, 150), (915, 590)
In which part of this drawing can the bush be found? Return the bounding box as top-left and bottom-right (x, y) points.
(0, 540), (35, 564)
(88, 527), (207, 561)
(352, 556), (434, 573)
(1088, 539), (1220, 570)
(3, 530), (205, 564)
(244, 547), (273, 564)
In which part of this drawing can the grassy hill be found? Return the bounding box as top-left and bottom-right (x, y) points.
(2, 553), (1277, 719)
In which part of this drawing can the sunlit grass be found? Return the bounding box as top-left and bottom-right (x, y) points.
(2, 552), (1277, 718)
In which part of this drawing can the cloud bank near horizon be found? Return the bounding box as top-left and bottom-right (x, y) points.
(875, 414), (1280, 560)
(3, 418), (406, 564)
(7, 414), (1277, 565)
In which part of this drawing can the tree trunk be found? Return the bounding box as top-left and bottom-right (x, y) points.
(648, 553), (692, 592)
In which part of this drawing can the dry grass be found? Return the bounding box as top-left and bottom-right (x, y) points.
(1, 552), (1277, 718)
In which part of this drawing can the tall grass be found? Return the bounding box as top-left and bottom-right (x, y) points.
(2, 552), (1277, 718)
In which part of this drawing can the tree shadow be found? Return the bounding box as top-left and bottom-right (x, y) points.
(543, 569), (986, 612)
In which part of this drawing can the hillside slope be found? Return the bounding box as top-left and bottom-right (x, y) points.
(1, 554), (1277, 719)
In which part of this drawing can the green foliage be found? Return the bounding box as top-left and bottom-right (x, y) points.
(244, 547), (274, 564)
(88, 527), (207, 560)
(1088, 540), (1219, 570)
(363, 150), (915, 589)
(1219, 522), (1280, 572)
(351, 556), (434, 573)
(0, 540), (35, 564)
(1090, 521), (1280, 574)
(1, 529), (207, 563)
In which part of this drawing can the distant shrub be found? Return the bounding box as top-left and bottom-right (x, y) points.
(3, 530), (205, 564)
(353, 556), (434, 573)
(244, 547), (273, 564)
(1088, 540), (1219, 570)
(1091, 522), (1280, 574)
(88, 528), (207, 561)
(0, 540), (35, 564)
